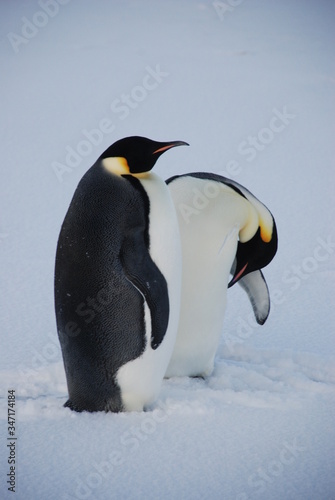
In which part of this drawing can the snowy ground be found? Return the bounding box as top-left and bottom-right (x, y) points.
(1, 1), (335, 499)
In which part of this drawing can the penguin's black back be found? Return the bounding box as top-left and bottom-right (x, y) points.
(55, 162), (150, 412)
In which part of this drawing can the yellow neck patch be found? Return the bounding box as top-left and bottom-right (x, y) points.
(260, 221), (273, 243)
(101, 157), (151, 179)
(238, 195), (273, 244)
(102, 157), (130, 175)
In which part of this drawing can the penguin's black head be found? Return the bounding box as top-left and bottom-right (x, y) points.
(99, 136), (189, 174)
(228, 218), (278, 287)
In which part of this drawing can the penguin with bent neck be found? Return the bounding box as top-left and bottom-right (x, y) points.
(165, 172), (278, 378)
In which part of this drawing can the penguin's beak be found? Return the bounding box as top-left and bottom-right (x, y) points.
(228, 262), (248, 288)
(152, 141), (189, 155)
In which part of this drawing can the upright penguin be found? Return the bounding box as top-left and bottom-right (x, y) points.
(55, 136), (188, 412)
(165, 172), (278, 378)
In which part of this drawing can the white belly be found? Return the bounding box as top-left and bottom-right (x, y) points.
(165, 177), (253, 377)
(117, 173), (182, 410)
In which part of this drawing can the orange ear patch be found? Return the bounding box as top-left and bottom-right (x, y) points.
(260, 223), (272, 243)
(102, 157), (130, 175)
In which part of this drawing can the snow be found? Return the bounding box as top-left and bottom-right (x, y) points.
(1, 0), (335, 499)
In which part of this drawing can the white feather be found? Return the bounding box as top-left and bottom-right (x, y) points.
(116, 172), (182, 410)
(165, 176), (262, 377)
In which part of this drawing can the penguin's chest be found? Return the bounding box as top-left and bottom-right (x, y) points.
(116, 173), (182, 411)
(175, 232), (238, 372)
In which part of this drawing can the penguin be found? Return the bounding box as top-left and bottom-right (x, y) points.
(54, 136), (188, 412)
(164, 172), (278, 378)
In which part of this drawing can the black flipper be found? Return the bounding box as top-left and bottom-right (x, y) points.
(120, 233), (169, 350)
(237, 270), (270, 325)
